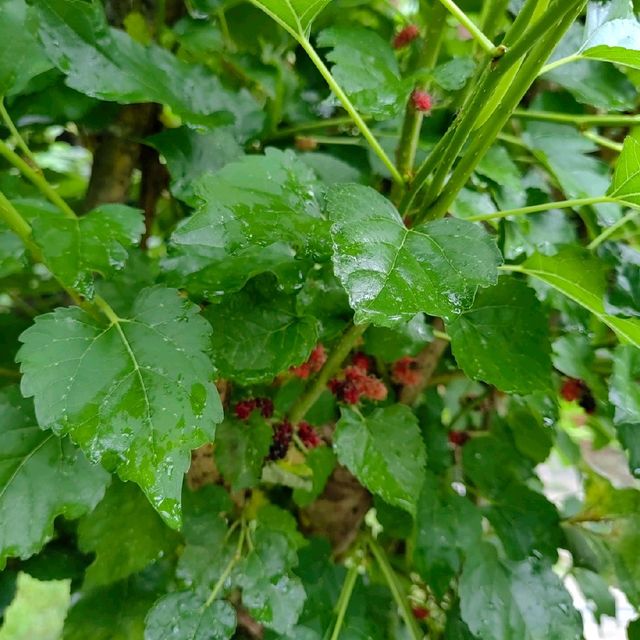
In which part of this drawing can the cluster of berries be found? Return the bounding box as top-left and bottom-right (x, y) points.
(290, 344), (327, 379)
(391, 355), (422, 386)
(393, 24), (420, 49)
(234, 397), (274, 420)
(268, 421), (293, 460)
(298, 421), (322, 449)
(560, 378), (596, 415)
(328, 353), (388, 404)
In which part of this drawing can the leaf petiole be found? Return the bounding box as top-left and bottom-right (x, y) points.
(436, 0), (499, 56)
(327, 561), (360, 640)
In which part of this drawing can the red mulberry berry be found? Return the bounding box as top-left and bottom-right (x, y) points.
(268, 421), (293, 460)
(298, 421), (322, 448)
(411, 90), (433, 113)
(560, 378), (583, 402)
(391, 356), (422, 386)
(448, 430), (470, 447)
(393, 24), (420, 49)
(342, 383), (361, 405)
(351, 352), (371, 373)
(412, 606), (430, 620)
(235, 399), (257, 420)
(290, 344), (327, 379)
(255, 397), (274, 419)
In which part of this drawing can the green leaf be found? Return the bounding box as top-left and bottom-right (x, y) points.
(165, 149), (329, 298)
(78, 480), (179, 588)
(0, 387), (109, 570)
(31, 204), (144, 299)
(363, 314), (432, 362)
(215, 417), (273, 491)
(0, 229), (26, 279)
(236, 528), (305, 634)
(144, 593), (236, 640)
(459, 544), (582, 640)
(447, 277), (553, 393)
(517, 248), (640, 348)
(608, 129), (640, 206)
(0, 573), (70, 640)
(430, 58), (476, 92)
(0, 0), (52, 96)
(34, 0), (263, 132)
(544, 25), (636, 111)
(17, 286), (223, 528)
(292, 446), (336, 507)
(606, 247), (640, 318)
(484, 483), (561, 561)
(317, 27), (411, 120)
(333, 405), (426, 515)
(205, 282), (319, 384)
(572, 568), (616, 623)
(249, 0), (332, 37)
(414, 471), (482, 597)
(147, 128), (244, 205)
(610, 345), (640, 425)
(326, 184), (502, 327)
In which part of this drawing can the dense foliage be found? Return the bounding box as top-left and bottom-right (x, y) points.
(1, 0), (640, 638)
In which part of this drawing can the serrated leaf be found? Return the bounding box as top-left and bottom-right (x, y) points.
(333, 405), (426, 515)
(78, 480), (179, 588)
(608, 130), (640, 206)
(0, 0), (52, 96)
(414, 471), (482, 597)
(610, 345), (640, 425)
(215, 417), (273, 491)
(0, 387), (109, 570)
(144, 592), (236, 640)
(317, 27), (411, 120)
(0, 572), (70, 640)
(34, 0), (262, 132)
(31, 204), (144, 299)
(165, 149), (330, 298)
(517, 248), (640, 348)
(17, 286), (223, 528)
(205, 282), (319, 384)
(447, 277), (553, 393)
(326, 184), (502, 327)
(249, 0), (331, 37)
(459, 544), (582, 640)
(147, 128), (244, 204)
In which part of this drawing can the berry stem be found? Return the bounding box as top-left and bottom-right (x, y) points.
(288, 322), (368, 425)
(328, 561), (360, 640)
(368, 537), (423, 640)
(0, 98), (41, 171)
(204, 519), (246, 608)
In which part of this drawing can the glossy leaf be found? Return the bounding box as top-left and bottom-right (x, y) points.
(333, 405), (426, 515)
(459, 544), (582, 640)
(144, 592), (236, 640)
(0, 229), (26, 279)
(205, 283), (319, 384)
(326, 184), (502, 327)
(518, 248), (640, 348)
(608, 129), (640, 206)
(0, 0), (52, 95)
(34, 0), (262, 131)
(0, 572), (70, 640)
(249, 0), (332, 37)
(17, 286), (223, 528)
(165, 149), (330, 297)
(78, 480), (179, 588)
(215, 417), (273, 491)
(610, 345), (640, 425)
(317, 27), (411, 120)
(31, 204), (144, 299)
(0, 387), (108, 569)
(447, 277), (553, 393)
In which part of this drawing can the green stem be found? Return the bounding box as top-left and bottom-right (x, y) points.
(328, 563), (360, 640)
(204, 521), (246, 608)
(539, 53), (581, 75)
(422, 0), (587, 221)
(0, 138), (76, 219)
(296, 36), (403, 185)
(288, 322), (368, 425)
(467, 196), (615, 222)
(512, 109), (640, 127)
(432, 329), (451, 342)
(478, 0), (510, 44)
(0, 99), (40, 170)
(588, 209), (640, 250)
(401, 0), (566, 216)
(394, 2), (448, 186)
(436, 0), (498, 55)
(368, 538), (423, 640)
(582, 130), (623, 153)
(265, 116), (360, 141)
